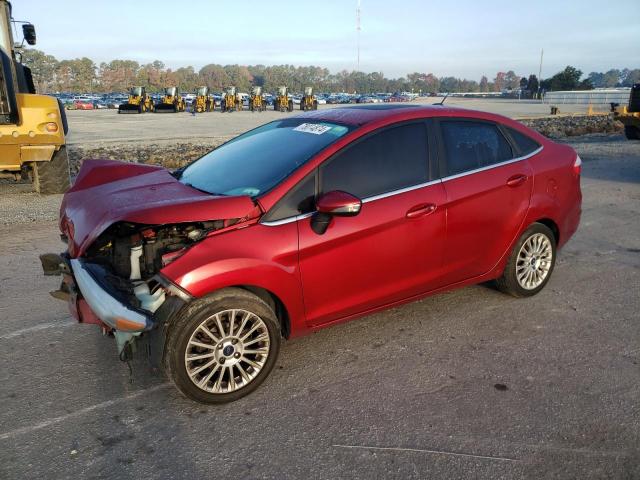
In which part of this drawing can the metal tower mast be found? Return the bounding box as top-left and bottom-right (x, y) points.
(356, 0), (361, 71)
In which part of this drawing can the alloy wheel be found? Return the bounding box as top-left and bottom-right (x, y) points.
(516, 233), (553, 290)
(184, 309), (271, 394)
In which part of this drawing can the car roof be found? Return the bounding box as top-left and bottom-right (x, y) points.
(294, 104), (477, 126)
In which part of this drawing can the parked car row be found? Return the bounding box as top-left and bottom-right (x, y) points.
(51, 91), (420, 111)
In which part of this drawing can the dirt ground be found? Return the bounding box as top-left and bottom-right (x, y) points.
(0, 133), (638, 479)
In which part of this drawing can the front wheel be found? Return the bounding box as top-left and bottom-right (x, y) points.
(165, 288), (281, 404)
(495, 223), (556, 297)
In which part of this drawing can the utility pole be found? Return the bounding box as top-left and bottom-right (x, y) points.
(538, 48), (544, 99)
(356, 0), (361, 71)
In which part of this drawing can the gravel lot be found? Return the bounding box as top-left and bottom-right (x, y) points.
(0, 133), (638, 479)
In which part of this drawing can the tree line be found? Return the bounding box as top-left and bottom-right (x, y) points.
(22, 49), (639, 95)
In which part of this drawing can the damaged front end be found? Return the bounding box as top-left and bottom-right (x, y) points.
(40, 159), (262, 362)
(41, 218), (249, 362)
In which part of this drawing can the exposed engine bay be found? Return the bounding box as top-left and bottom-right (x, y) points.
(80, 220), (228, 315)
(86, 221), (225, 280)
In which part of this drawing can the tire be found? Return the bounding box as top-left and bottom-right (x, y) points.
(624, 126), (640, 140)
(288, 100), (294, 112)
(313, 100), (318, 110)
(495, 223), (556, 297)
(165, 288), (281, 404)
(32, 146), (71, 195)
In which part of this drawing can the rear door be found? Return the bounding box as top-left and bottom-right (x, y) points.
(436, 118), (534, 284)
(297, 121), (448, 326)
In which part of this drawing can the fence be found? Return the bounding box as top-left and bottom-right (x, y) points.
(542, 89), (630, 105)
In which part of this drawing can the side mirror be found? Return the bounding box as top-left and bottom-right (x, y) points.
(317, 190), (362, 217)
(22, 24), (36, 46)
(311, 191), (362, 235)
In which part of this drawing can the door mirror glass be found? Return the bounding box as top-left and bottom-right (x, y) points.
(316, 190), (362, 217)
(22, 24), (36, 46)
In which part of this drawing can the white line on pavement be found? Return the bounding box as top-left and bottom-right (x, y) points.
(333, 444), (519, 462)
(0, 383), (171, 441)
(0, 320), (76, 340)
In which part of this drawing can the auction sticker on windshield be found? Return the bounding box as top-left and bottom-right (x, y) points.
(293, 123), (332, 135)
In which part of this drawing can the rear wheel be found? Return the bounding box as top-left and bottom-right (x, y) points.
(624, 126), (640, 140)
(165, 288), (281, 404)
(288, 100), (294, 112)
(32, 146), (71, 195)
(495, 223), (556, 297)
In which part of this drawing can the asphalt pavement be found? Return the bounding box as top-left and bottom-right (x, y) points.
(0, 134), (638, 479)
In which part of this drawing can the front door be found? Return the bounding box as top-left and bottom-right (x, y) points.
(298, 121), (448, 326)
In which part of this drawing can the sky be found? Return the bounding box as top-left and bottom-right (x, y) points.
(16, 0), (640, 79)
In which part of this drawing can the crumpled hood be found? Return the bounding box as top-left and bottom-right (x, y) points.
(60, 159), (258, 257)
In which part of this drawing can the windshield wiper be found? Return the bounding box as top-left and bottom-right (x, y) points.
(184, 183), (227, 196)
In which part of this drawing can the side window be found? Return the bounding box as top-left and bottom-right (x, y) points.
(320, 122), (429, 199)
(263, 172), (316, 222)
(505, 127), (541, 156)
(440, 121), (513, 175)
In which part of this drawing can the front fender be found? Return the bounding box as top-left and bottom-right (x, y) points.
(160, 222), (307, 336)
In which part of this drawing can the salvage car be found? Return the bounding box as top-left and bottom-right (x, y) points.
(41, 104), (582, 404)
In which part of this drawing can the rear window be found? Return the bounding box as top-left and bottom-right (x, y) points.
(506, 127), (541, 156)
(440, 121), (513, 176)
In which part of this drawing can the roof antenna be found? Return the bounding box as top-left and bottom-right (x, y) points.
(433, 93), (449, 105)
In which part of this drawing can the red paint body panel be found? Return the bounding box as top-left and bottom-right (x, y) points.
(57, 106), (582, 339)
(298, 182), (447, 325)
(160, 222), (308, 335)
(440, 160), (533, 284)
(60, 159), (256, 257)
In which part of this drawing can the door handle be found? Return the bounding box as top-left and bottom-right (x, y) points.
(406, 203), (437, 219)
(506, 174), (527, 187)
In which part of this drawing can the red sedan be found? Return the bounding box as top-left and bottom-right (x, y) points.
(73, 100), (95, 110)
(42, 105), (582, 403)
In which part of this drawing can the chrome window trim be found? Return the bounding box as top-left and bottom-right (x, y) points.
(261, 212), (314, 227)
(361, 179), (441, 204)
(261, 145), (543, 227)
(441, 145), (543, 182)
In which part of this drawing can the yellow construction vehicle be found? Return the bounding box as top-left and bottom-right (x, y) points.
(274, 86), (293, 112)
(0, 0), (69, 194)
(613, 83), (640, 140)
(221, 86), (241, 112)
(118, 86), (154, 113)
(300, 86), (318, 111)
(249, 86), (266, 112)
(154, 87), (185, 113)
(193, 86), (214, 113)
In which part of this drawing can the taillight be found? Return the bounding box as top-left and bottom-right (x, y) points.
(573, 155), (582, 177)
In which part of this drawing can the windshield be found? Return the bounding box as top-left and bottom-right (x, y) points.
(197, 86), (208, 96)
(130, 87), (142, 96)
(164, 87), (176, 96)
(179, 119), (353, 197)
